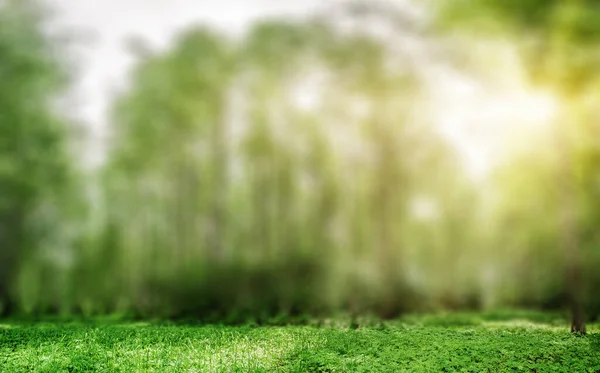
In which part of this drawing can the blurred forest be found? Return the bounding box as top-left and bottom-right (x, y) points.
(1, 0), (599, 327)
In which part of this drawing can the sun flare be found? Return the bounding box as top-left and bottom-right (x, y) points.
(429, 40), (560, 180)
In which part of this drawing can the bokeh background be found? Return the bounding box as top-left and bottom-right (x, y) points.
(1, 0), (599, 322)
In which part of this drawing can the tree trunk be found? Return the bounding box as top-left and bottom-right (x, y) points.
(0, 211), (22, 317)
(0, 271), (13, 317)
(207, 93), (230, 263)
(557, 113), (586, 335)
(570, 295), (586, 334)
(0, 246), (11, 316)
(564, 218), (586, 334)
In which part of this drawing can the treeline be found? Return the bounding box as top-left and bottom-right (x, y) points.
(0, 0), (599, 322)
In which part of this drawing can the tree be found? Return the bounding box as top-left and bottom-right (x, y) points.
(0, 0), (74, 315)
(439, 0), (600, 333)
(100, 2), (470, 318)
(102, 28), (234, 314)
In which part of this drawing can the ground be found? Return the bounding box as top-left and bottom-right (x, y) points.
(1, 311), (599, 372)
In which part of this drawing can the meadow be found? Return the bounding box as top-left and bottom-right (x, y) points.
(1, 312), (599, 372)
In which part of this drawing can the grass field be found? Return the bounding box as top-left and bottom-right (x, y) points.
(1, 312), (599, 372)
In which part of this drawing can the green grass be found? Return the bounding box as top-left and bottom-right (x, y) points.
(1, 312), (599, 372)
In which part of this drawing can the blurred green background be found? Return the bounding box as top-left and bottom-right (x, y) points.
(1, 0), (599, 323)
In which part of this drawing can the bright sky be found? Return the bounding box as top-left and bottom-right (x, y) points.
(44, 0), (558, 178)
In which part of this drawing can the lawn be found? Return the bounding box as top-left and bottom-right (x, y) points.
(1, 312), (599, 372)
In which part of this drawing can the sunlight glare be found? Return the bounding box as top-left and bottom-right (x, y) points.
(430, 40), (560, 180)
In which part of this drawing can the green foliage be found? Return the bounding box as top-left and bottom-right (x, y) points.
(0, 0), (75, 315)
(5, 0), (600, 326)
(438, 0), (600, 92)
(84, 4), (470, 320)
(439, 0), (600, 38)
(1, 313), (599, 372)
(438, 0), (600, 327)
